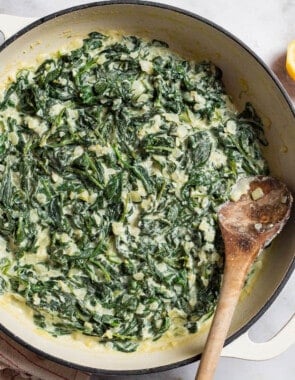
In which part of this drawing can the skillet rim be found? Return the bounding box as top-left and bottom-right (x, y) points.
(0, 0), (294, 375)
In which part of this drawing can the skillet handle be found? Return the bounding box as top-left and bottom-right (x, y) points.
(221, 313), (294, 360)
(0, 14), (36, 42)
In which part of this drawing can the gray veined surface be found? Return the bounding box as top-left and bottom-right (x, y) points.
(0, 1), (294, 379)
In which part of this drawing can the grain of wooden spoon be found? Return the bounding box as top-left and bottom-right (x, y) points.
(196, 176), (293, 380)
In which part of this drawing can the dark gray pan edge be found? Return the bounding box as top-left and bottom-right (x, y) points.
(0, 0), (294, 375)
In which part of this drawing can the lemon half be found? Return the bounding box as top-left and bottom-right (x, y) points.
(286, 40), (295, 80)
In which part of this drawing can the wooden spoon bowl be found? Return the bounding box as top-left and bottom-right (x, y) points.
(196, 176), (293, 380)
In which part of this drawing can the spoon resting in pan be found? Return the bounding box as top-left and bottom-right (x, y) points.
(196, 176), (293, 380)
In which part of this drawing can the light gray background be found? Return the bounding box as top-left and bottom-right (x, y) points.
(0, 1), (294, 379)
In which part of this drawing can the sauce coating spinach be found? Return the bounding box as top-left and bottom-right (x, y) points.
(0, 32), (268, 352)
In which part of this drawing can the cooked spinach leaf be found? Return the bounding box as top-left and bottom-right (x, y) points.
(0, 32), (268, 353)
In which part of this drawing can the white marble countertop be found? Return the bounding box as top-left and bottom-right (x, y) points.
(0, 1), (294, 379)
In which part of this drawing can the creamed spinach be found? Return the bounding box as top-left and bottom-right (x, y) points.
(0, 32), (268, 352)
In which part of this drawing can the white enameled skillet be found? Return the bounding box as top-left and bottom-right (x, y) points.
(0, 1), (294, 375)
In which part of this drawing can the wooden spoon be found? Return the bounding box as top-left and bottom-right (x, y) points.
(196, 176), (293, 380)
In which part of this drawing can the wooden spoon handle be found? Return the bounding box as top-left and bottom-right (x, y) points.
(195, 259), (251, 380)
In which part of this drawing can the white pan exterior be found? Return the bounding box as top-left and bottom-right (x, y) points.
(0, 2), (294, 373)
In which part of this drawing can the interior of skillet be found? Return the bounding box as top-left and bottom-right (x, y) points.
(0, 2), (294, 372)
